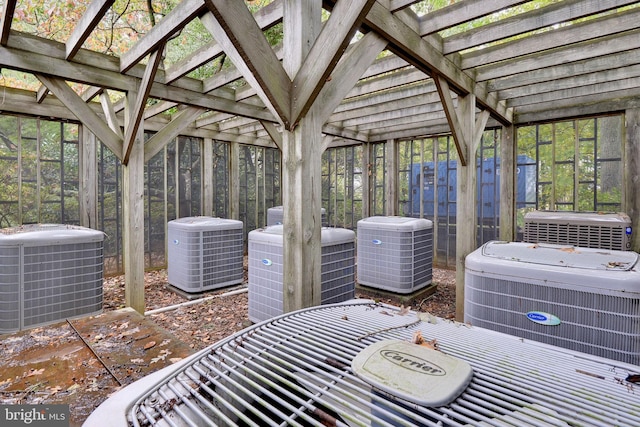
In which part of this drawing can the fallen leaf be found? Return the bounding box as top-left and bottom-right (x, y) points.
(398, 305), (410, 316)
(169, 358), (183, 364)
(416, 311), (438, 324)
(144, 341), (156, 350)
(159, 339), (171, 347)
(410, 331), (440, 351)
(130, 358), (145, 364)
(27, 368), (45, 377)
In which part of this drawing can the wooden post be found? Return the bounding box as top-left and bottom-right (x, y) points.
(499, 124), (516, 242)
(202, 137), (214, 216)
(454, 94), (480, 322)
(79, 128), (98, 229)
(229, 141), (240, 220)
(122, 93), (146, 314)
(625, 108), (640, 252)
(385, 138), (398, 216)
(362, 143), (371, 219)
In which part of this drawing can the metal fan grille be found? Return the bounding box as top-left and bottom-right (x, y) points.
(129, 302), (640, 427)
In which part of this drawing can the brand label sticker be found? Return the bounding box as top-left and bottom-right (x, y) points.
(262, 259), (272, 266)
(372, 239), (382, 245)
(379, 350), (446, 376)
(526, 311), (561, 326)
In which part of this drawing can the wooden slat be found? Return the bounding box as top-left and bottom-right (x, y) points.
(120, 0), (205, 73)
(144, 106), (206, 162)
(418, 0), (529, 36)
(462, 8), (640, 70)
(290, 0), (376, 126)
(66, 0), (114, 60)
(443, 0), (638, 54)
(36, 74), (123, 159)
(476, 29), (640, 83)
(0, 0), (17, 46)
(123, 46), (164, 164)
(203, 0), (291, 127)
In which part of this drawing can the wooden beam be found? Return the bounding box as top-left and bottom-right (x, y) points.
(435, 75), (468, 166)
(499, 124), (516, 242)
(123, 44), (165, 164)
(81, 86), (104, 102)
(315, 31), (388, 122)
(260, 120), (282, 151)
(0, 35), (275, 122)
(120, 0), (204, 72)
(164, 0), (283, 84)
(100, 91), (124, 139)
(202, 1), (291, 127)
(363, 1), (512, 124)
(0, 0), (17, 46)
(36, 74), (123, 159)
(144, 106), (206, 162)
(36, 85), (48, 103)
(290, 0), (376, 126)
(66, 0), (114, 60)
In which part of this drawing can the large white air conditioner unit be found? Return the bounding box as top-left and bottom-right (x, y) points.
(248, 225), (355, 323)
(266, 205), (327, 226)
(357, 216), (433, 294)
(523, 210), (632, 250)
(465, 240), (640, 364)
(167, 217), (244, 293)
(86, 301), (640, 427)
(0, 224), (104, 334)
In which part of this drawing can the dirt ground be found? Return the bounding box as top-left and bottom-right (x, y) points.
(103, 265), (457, 351)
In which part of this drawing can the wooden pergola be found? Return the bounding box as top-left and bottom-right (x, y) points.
(1, 0), (639, 320)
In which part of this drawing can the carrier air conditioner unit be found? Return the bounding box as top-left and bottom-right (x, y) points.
(266, 205), (327, 226)
(0, 224), (104, 334)
(523, 210), (632, 250)
(357, 216), (433, 294)
(465, 240), (640, 364)
(167, 217), (244, 293)
(248, 225), (355, 323)
(86, 301), (640, 427)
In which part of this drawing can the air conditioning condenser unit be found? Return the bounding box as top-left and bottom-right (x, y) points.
(465, 240), (640, 364)
(167, 217), (244, 293)
(248, 225), (355, 323)
(523, 210), (632, 250)
(0, 224), (104, 334)
(85, 301), (640, 427)
(357, 216), (433, 294)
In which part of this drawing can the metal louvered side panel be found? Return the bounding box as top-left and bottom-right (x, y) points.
(128, 303), (640, 427)
(524, 220), (629, 250)
(0, 245), (20, 333)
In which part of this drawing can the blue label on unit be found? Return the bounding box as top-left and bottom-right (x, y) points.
(626, 226), (632, 235)
(262, 259), (272, 266)
(372, 239), (382, 245)
(526, 311), (561, 326)
(173, 239), (179, 245)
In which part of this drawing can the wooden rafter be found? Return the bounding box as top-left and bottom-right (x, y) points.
(314, 31), (388, 122)
(123, 45), (164, 164)
(144, 106), (206, 162)
(203, 0), (291, 128)
(120, 0), (205, 73)
(66, 0), (114, 60)
(0, 0), (17, 46)
(36, 74), (123, 159)
(435, 75), (468, 166)
(290, 0), (376, 127)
